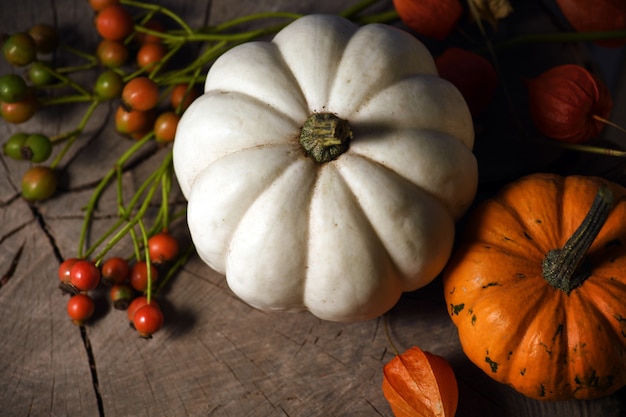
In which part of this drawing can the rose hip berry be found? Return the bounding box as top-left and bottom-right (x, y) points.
(129, 260), (158, 292)
(96, 39), (129, 68)
(127, 295), (152, 324)
(67, 293), (96, 325)
(2, 32), (37, 66)
(95, 4), (134, 41)
(109, 284), (134, 310)
(22, 133), (53, 162)
(100, 256), (130, 286)
(0, 73), (28, 103)
(170, 83), (199, 112)
(27, 61), (56, 87)
(132, 303), (164, 338)
(21, 166), (57, 201)
(94, 70), (124, 99)
(121, 76), (160, 111)
(148, 231), (179, 263)
(28, 23), (59, 54)
(115, 105), (154, 136)
(1, 92), (39, 124)
(154, 112), (180, 144)
(58, 258), (80, 283)
(70, 259), (101, 292)
(3, 132), (28, 160)
(136, 42), (166, 70)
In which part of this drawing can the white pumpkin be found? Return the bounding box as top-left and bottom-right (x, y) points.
(173, 14), (477, 322)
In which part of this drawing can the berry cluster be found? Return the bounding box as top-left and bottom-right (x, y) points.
(0, 0), (207, 201)
(1, 22), (58, 200)
(59, 231), (179, 338)
(0, 0), (272, 337)
(0, 0), (398, 337)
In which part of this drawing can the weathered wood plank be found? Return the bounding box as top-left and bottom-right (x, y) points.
(0, 217), (100, 416)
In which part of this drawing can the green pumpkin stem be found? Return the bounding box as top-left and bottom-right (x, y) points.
(542, 184), (614, 294)
(299, 112), (352, 163)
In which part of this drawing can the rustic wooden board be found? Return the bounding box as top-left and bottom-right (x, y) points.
(1, 0), (625, 416)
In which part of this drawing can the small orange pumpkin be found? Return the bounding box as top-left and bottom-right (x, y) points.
(443, 173), (626, 400)
(383, 346), (458, 417)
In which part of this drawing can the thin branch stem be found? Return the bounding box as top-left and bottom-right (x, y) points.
(78, 133), (154, 258)
(136, 219), (154, 303)
(594, 114), (626, 136)
(49, 99), (101, 169)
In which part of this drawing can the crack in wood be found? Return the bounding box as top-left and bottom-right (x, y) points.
(364, 398), (386, 416)
(27, 203), (65, 263)
(0, 192), (22, 208)
(0, 242), (24, 288)
(0, 217), (33, 245)
(24, 201), (106, 416)
(79, 325), (105, 417)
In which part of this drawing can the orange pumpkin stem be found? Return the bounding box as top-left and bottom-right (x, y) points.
(542, 184), (614, 294)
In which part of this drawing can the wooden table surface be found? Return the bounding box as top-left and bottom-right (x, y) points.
(1, 0), (625, 416)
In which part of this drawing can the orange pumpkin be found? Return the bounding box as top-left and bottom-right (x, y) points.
(382, 346), (458, 417)
(443, 173), (626, 400)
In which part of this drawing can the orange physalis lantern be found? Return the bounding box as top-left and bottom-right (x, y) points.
(382, 346), (459, 417)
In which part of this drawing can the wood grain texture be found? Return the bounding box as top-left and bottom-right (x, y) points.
(1, 0), (625, 416)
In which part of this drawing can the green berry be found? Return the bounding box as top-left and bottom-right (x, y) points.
(28, 61), (56, 87)
(28, 23), (59, 54)
(22, 133), (52, 162)
(2, 132), (28, 159)
(94, 70), (123, 100)
(2, 32), (37, 67)
(0, 73), (28, 103)
(21, 166), (57, 201)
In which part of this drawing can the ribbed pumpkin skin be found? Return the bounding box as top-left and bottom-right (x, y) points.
(173, 14), (477, 322)
(443, 173), (626, 400)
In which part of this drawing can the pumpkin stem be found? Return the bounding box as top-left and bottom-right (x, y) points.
(542, 184), (614, 294)
(299, 112), (352, 163)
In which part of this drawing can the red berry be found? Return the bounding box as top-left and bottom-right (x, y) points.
(70, 260), (101, 291)
(154, 112), (180, 144)
(127, 295), (151, 323)
(133, 303), (164, 338)
(67, 293), (95, 325)
(100, 256), (130, 285)
(58, 258), (80, 283)
(136, 42), (166, 70)
(89, 0), (119, 12)
(122, 76), (160, 111)
(115, 105), (154, 136)
(96, 39), (129, 68)
(95, 4), (134, 41)
(170, 83), (200, 112)
(129, 260), (158, 292)
(1, 92), (39, 124)
(148, 232), (179, 263)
